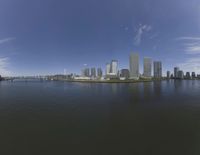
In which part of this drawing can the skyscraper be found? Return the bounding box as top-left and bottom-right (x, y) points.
(110, 60), (118, 76)
(192, 72), (196, 79)
(82, 68), (90, 77)
(106, 63), (111, 75)
(91, 68), (96, 77)
(153, 61), (162, 78)
(186, 72), (191, 79)
(174, 67), (179, 79)
(167, 71), (170, 79)
(178, 70), (184, 79)
(143, 57), (152, 77)
(129, 53), (139, 79)
(97, 68), (103, 77)
(85, 68), (90, 77)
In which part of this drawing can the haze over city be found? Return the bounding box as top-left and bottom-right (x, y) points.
(0, 0), (200, 76)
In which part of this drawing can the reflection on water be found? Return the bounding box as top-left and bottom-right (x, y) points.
(0, 80), (200, 155)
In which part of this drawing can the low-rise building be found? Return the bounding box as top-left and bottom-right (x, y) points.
(73, 76), (91, 80)
(120, 69), (130, 79)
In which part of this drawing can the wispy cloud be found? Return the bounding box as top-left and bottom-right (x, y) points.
(150, 33), (158, 39)
(0, 37), (15, 76)
(177, 57), (200, 73)
(176, 36), (200, 54)
(175, 36), (200, 73)
(134, 24), (152, 46)
(0, 57), (11, 76)
(185, 43), (200, 54)
(175, 37), (200, 41)
(0, 37), (15, 44)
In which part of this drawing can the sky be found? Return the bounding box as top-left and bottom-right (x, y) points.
(0, 0), (200, 76)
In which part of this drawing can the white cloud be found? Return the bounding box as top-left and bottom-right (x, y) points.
(134, 24), (152, 46)
(0, 37), (15, 44)
(0, 57), (11, 76)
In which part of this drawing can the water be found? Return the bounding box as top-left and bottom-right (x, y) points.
(0, 80), (200, 155)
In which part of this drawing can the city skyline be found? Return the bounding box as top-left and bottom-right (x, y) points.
(0, 0), (200, 76)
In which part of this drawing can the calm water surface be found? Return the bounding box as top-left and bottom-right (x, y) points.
(0, 80), (200, 155)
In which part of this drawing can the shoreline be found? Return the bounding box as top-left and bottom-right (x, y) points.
(1, 78), (199, 83)
(55, 79), (167, 83)
(53, 78), (200, 83)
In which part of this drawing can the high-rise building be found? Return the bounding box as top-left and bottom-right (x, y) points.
(185, 72), (191, 79)
(120, 69), (130, 79)
(97, 68), (103, 77)
(167, 71), (170, 79)
(106, 63), (111, 75)
(91, 68), (96, 77)
(153, 61), (162, 78)
(174, 67), (180, 79)
(143, 57), (152, 77)
(192, 72), (196, 79)
(110, 60), (118, 76)
(178, 70), (184, 79)
(82, 68), (90, 77)
(85, 68), (90, 77)
(129, 53), (139, 79)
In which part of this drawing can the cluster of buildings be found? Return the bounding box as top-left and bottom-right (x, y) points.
(1, 52), (199, 81)
(80, 68), (103, 80)
(74, 52), (163, 80)
(167, 67), (199, 80)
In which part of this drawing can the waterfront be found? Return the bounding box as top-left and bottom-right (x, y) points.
(0, 80), (200, 155)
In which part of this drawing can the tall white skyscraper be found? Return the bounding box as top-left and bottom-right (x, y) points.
(110, 60), (118, 76)
(129, 53), (139, 79)
(153, 61), (162, 78)
(143, 57), (152, 77)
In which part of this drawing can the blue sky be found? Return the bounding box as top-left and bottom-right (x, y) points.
(0, 0), (200, 76)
